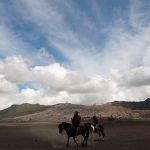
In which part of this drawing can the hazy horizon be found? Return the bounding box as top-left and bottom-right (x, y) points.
(0, 0), (150, 110)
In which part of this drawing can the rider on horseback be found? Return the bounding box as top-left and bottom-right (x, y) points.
(92, 115), (99, 133)
(72, 111), (81, 136)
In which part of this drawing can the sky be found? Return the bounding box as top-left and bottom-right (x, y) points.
(0, 0), (150, 110)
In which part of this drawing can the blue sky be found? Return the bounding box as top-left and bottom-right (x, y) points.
(0, 0), (150, 109)
(0, 0), (131, 64)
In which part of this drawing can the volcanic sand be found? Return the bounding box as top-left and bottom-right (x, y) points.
(0, 120), (150, 150)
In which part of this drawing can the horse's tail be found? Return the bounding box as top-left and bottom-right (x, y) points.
(90, 124), (95, 134)
(86, 123), (94, 134)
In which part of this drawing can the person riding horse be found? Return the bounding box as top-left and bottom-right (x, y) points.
(71, 111), (81, 135)
(93, 115), (99, 133)
(58, 122), (92, 147)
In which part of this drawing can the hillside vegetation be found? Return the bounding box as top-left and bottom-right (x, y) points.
(0, 103), (50, 118)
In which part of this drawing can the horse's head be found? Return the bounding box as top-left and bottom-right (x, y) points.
(58, 122), (66, 134)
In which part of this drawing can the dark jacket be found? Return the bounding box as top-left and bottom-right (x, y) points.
(93, 117), (98, 124)
(72, 115), (81, 127)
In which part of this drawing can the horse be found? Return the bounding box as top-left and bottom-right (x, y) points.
(58, 122), (92, 147)
(90, 123), (105, 138)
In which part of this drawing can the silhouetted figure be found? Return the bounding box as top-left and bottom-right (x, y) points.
(93, 115), (99, 133)
(92, 115), (105, 137)
(72, 111), (81, 136)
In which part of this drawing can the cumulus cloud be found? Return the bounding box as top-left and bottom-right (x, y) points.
(0, 56), (31, 83)
(0, 76), (18, 94)
(0, 54), (150, 110)
(32, 63), (116, 96)
(0, 56), (119, 109)
(0, 74), (19, 110)
(112, 67), (150, 87)
(32, 63), (69, 93)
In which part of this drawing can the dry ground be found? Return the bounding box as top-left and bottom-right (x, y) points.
(0, 120), (150, 150)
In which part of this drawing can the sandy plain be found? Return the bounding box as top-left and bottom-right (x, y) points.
(0, 120), (150, 150)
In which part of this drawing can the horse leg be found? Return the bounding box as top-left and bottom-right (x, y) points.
(82, 134), (86, 146)
(99, 130), (101, 137)
(85, 131), (89, 146)
(66, 136), (70, 147)
(101, 127), (105, 138)
(82, 138), (85, 146)
(85, 136), (87, 146)
(86, 130), (89, 140)
(73, 137), (78, 147)
(91, 132), (94, 142)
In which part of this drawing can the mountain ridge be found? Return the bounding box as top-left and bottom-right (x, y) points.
(112, 98), (150, 110)
(0, 98), (150, 122)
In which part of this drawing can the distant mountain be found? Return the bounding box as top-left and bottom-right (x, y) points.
(2, 102), (146, 122)
(112, 98), (150, 110)
(0, 103), (50, 119)
(0, 99), (150, 122)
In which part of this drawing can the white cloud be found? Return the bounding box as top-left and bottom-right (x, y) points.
(0, 56), (119, 109)
(32, 63), (116, 97)
(143, 45), (150, 66)
(0, 74), (19, 110)
(32, 63), (69, 93)
(0, 95), (17, 110)
(0, 54), (150, 110)
(0, 76), (18, 94)
(113, 67), (150, 87)
(0, 56), (31, 83)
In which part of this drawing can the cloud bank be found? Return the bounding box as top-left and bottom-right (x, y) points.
(0, 55), (150, 110)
